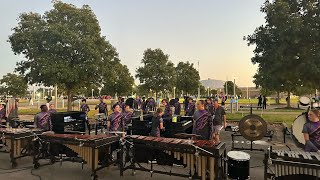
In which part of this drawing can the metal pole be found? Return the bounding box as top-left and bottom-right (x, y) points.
(247, 86), (249, 99)
(233, 77), (236, 99)
(173, 87), (176, 98)
(33, 85), (35, 100)
(91, 89), (94, 99)
(55, 85), (58, 108)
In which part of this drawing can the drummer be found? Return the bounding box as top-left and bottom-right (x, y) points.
(192, 100), (213, 141)
(205, 97), (214, 115)
(161, 99), (172, 118)
(107, 104), (125, 132)
(123, 105), (133, 125)
(34, 105), (52, 131)
(185, 97), (195, 116)
(302, 109), (320, 152)
(174, 98), (181, 115)
(150, 108), (164, 137)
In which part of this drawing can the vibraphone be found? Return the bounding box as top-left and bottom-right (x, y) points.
(34, 133), (120, 180)
(0, 128), (42, 168)
(121, 135), (226, 180)
(264, 147), (320, 180)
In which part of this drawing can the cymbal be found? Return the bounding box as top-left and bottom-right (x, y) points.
(239, 114), (267, 141)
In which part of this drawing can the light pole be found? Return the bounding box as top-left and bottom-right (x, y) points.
(247, 86), (249, 99)
(55, 85), (58, 108)
(91, 89), (94, 99)
(173, 87), (176, 98)
(233, 76), (236, 98)
(207, 87), (210, 97)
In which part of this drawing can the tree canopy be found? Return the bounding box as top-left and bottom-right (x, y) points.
(136, 48), (176, 98)
(224, 81), (242, 96)
(9, 1), (118, 110)
(0, 73), (28, 97)
(175, 61), (200, 95)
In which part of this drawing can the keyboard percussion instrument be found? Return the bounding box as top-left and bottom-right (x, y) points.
(120, 135), (226, 180)
(0, 127), (42, 168)
(264, 147), (320, 180)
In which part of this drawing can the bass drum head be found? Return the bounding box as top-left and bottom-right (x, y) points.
(292, 113), (307, 147)
(299, 96), (310, 106)
(227, 151), (250, 161)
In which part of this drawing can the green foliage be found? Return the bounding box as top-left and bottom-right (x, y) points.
(175, 61), (200, 95)
(0, 73), (28, 97)
(224, 81), (242, 96)
(136, 48), (176, 98)
(8, 2), (118, 110)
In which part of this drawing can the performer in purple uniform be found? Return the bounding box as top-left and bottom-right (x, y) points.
(107, 104), (125, 132)
(80, 99), (90, 115)
(123, 105), (133, 125)
(205, 98), (214, 115)
(0, 103), (6, 120)
(185, 98), (195, 116)
(48, 104), (57, 114)
(34, 105), (52, 131)
(150, 108), (164, 137)
(174, 98), (181, 115)
(133, 96), (141, 110)
(192, 100), (213, 141)
(95, 97), (108, 116)
(147, 98), (156, 111)
(161, 99), (172, 118)
(303, 109), (320, 152)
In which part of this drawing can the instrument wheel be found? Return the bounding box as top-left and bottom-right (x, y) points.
(34, 162), (40, 169)
(91, 175), (98, 180)
(131, 170), (136, 176)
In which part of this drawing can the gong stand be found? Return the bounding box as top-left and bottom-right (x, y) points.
(231, 114), (268, 152)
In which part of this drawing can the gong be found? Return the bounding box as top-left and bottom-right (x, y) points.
(239, 114), (267, 141)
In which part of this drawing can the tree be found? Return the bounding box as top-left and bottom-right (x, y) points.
(9, 2), (118, 110)
(175, 61), (200, 95)
(0, 73), (28, 97)
(136, 48), (176, 99)
(101, 61), (134, 96)
(224, 81), (242, 96)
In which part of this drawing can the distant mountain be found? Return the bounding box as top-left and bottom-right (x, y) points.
(200, 78), (225, 89)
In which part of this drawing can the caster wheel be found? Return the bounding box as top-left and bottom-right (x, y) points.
(91, 175), (98, 180)
(11, 161), (17, 168)
(34, 162), (40, 169)
(131, 170), (136, 176)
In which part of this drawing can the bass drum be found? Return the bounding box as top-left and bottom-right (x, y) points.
(299, 96), (310, 106)
(291, 113), (308, 148)
(227, 151), (250, 180)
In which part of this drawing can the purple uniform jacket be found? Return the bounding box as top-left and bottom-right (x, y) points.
(205, 103), (214, 115)
(192, 110), (213, 140)
(80, 104), (90, 114)
(117, 101), (125, 112)
(302, 121), (320, 152)
(163, 104), (172, 118)
(96, 102), (108, 114)
(174, 102), (181, 115)
(133, 99), (141, 109)
(0, 108), (6, 119)
(147, 100), (156, 111)
(108, 112), (125, 131)
(48, 109), (57, 114)
(123, 111), (133, 124)
(185, 102), (195, 116)
(34, 112), (52, 131)
(150, 115), (163, 137)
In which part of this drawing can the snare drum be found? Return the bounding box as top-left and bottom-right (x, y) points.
(299, 96), (311, 106)
(227, 151), (250, 180)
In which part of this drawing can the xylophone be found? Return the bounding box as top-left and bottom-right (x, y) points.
(0, 128), (42, 168)
(120, 135), (226, 180)
(34, 133), (120, 180)
(264, 147), (320, 180)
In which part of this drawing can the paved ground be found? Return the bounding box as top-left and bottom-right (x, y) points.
(0, 123), (301, 180)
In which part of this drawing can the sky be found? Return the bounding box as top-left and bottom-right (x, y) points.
(0, 0), (265, 87)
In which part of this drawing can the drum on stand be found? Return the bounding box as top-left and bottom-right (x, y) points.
(227, 151), (250, 180)
(291, 113), (308, 147)
(299, 96), (310, 106)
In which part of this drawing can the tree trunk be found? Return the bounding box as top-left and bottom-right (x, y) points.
(67, 89), (72, 111)
(276, 91), (280, 104)
(286, 91), (291, 108)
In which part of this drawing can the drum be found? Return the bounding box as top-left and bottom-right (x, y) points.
(299, 96), (310, 106)
(227, 151), (250, 180)
(291, 113), (308, 146)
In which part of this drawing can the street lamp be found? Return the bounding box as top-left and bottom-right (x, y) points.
(173, 87), (176, 98)
(233, 76), (236, 98)
(91, 89), (94, 99)
(207, 87), (210, 97)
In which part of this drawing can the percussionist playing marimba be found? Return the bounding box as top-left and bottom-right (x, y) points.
(107, 104), (125, 133)
(303, 109), (320, 152)
(192, 100), (213, 141)
(34, 105), (52, 131)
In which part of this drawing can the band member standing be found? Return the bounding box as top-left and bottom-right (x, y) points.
(205, 98), (214, 115)
(192, 100), (213, 140)
(80, 99), (90, 115)
(161, 99), (172, 118)
(174, 98), (181, 115)
(150, 108), (164, 137)
(123, 105), (133, 125)
(262, 96), (267, 110)
(95, 97), (108, 116)
(48, 104), (57, 114)
(141, 97), (147, 111)
(257, 95), (262, 109)
(212, 98), (226, 143)
(34, 105), (52, 131)
(147, 98), (156, 111)
(303, 109), (320, 152)
(133, 96), (141, 110)
(107, 104), (125, 132)
(0, 103), (6, 120)
(185, 98), (195, 116)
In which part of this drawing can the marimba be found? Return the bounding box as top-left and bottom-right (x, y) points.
(34, 133), (120, 180)
(121, 135), (226, 180)
(264, 148), (320, 180)
(0, 128), (42, 168)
